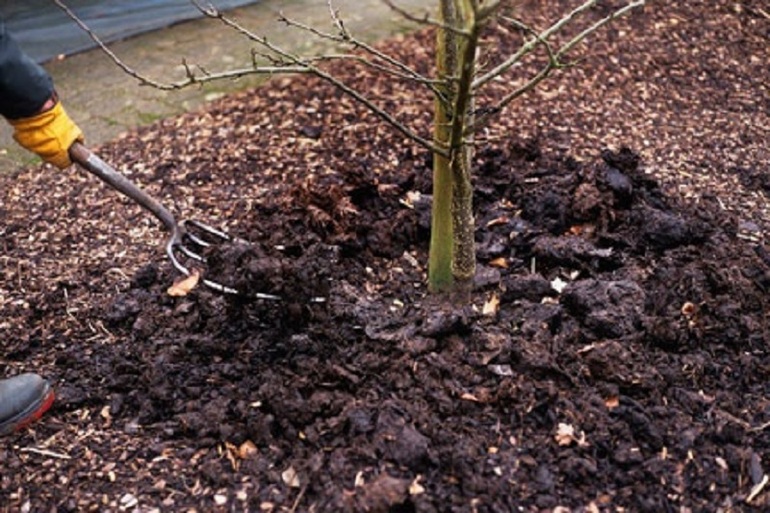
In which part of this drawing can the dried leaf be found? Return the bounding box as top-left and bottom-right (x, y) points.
(747, 474), (769, 503)
(486, 216), (509, 228)
(681, 301), (697, 317)
(167, 270), (201, 297)
(554, 422), (588, 447)
(569, 224), (596, 236)
(409, 476), (425, 496)
(238, 440), (258, 460)
(489, 257), (508, 269)
(399, 190), (422, 209)
(483, 294), (500, 316)
(224, 441), (239, 471)
(489, 364), (514, 377)
(555, 423), (576, 446)
(551, 276), (569, 294)
(282, 466), (301, 488)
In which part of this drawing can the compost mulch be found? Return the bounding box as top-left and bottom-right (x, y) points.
(1, 1), (769, 511)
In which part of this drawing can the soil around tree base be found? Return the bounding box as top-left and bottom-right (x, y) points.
(1, 1), (768, 511)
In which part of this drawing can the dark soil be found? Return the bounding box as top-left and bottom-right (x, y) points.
(1, 1), (769, 512)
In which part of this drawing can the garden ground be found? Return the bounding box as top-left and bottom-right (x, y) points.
(1, 1), (768, 511)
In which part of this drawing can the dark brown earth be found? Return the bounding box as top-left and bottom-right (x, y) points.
(1, 1), (769, 511)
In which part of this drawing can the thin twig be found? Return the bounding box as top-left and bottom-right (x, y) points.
(381, 0), (471, 36)
(559, 0), (646, 56)
(288, 484), (308, 513)
(303, 53), (444, 86)
(19, 447), (72, 460)
(471, 0), (645, 131)
(279, 6), (446, 99)
(747, 475), (769, 504)
(196, 3), (447, 156)
(473, 0), (599, 89)
(53, 0), (309, 90)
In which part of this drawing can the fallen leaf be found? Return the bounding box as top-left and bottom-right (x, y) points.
(483, 294), (500, 316)
(747, 474), (769, 503)
(555, 423), (576, 446)
(282, 466), (301, 488)
(554, 422), (588, 447)
(485, 216), (509, 228)
(571, 223), (597, 237)
(399, 190), (422, 209)
(550, 276), (569, 294)
(224, 441), (239, 471)
(167, 269), (201, 297)
(681, 301), (697, 317)
(409, 476), (425, 496)
(488, 364), (514, 377)
(238, 440), (258, 460)
(605, 396), (620, 410)
(489, 257), (508, 269)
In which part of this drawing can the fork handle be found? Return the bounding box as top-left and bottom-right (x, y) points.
(69, 141), (180, 236)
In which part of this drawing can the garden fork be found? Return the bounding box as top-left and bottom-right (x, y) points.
(69, 142), (280, 300)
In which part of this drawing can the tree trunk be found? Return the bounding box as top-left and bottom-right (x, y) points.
(429, 0), (477, 295)
(428, 0), (459, 293)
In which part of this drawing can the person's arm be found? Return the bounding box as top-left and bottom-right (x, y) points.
(0, 18), (54, 119)
(0, 18), (83, 168)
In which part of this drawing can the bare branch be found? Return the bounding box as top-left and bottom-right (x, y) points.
(559, 0), (646, 56)
(53, 0), (309, 90)
(53, 0), (173, 89)
(327, 0), (348, 38)
(472, 0), (646, 132)
(381, 0), (471, 36)
(277, 11), (340, 44)
(471, 62), (553, 130)
(477, 0), (502, 21)
(473, 0), (599, 89)
(447, 0), (482, 161)
(304, 53), (445, 86)
(279, 5), (446, 101)
(196, 3), (446, 156)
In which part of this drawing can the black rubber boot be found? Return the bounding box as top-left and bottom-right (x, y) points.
(0, 373), (54, 436)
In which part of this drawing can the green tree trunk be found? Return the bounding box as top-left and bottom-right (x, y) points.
(428, 0), (458, 293)
(429, 0), (477, 295)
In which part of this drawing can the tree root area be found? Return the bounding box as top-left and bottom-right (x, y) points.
(1, 1), (769, 511)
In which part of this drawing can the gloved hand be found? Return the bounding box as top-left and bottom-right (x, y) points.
(9, 100), (84, 169)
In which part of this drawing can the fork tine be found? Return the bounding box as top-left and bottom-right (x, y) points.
(184, 232), (212, 249)
(177, 243), (207, 262)
(184, 219), (234, 243)
(169, 222), (282, 301)
(166, 233), (191, 276)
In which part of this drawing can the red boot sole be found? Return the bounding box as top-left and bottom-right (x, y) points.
(13, 389), (55, 433)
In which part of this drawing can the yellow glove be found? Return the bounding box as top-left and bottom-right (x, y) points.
(10, 101), (84, 169)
